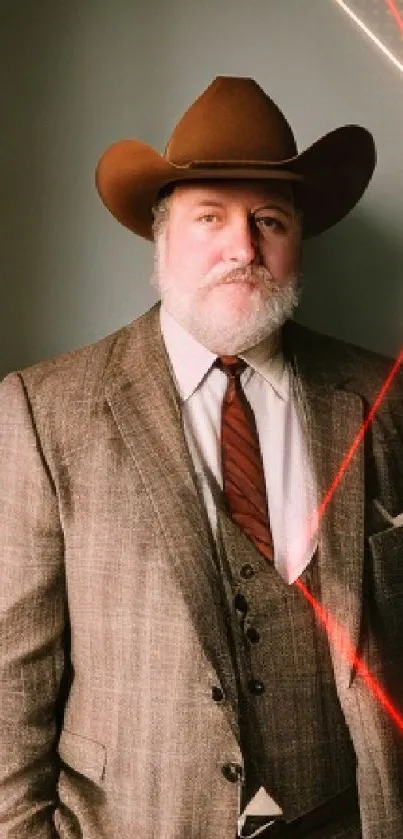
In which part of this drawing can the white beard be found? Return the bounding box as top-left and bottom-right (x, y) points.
(151, 243), (301, 355)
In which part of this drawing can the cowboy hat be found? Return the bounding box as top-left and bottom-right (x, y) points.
(95, 76), (376, 240)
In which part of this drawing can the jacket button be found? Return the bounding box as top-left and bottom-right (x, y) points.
(248, 678), (265, 695)
(245, 626), (260, 644)
(240, 563), (254, 579)
(221, 762), (243, 783)
(212, 685), (224, 703)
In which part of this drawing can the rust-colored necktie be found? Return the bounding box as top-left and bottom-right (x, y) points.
(218, 355), (274, 561)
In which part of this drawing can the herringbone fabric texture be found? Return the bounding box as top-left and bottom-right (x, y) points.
(218, 355), (274, 561)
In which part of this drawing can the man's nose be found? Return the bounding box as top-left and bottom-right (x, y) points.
(224, 218), (260, 265)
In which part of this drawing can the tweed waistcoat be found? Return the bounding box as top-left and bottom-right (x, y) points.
(216, 509), (362, 836)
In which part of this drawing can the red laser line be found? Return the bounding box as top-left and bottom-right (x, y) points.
(385, 0), (403, 37)
(296, 577), (403, 733)
(296, 346), (403, 729)
(316, 346), (403, 527)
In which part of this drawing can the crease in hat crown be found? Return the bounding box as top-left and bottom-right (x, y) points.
(163, 76), (298, 166)
(95, 74), (376, 241)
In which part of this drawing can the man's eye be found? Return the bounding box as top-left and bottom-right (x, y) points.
(199, 214), (219, 224)
(255, 216), (284, 232)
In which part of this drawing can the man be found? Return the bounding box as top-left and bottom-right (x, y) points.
(1, 76), (403, 839)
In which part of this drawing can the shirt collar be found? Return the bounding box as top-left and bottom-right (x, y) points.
(160, 305), (288, 402)
(160, 306), (216, 400)
(242, 335), (288, 401)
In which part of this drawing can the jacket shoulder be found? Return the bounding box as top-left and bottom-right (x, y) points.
(286, 321), (402, 401)
(1, 305), (160, 457)
(12, 305), (159, 397)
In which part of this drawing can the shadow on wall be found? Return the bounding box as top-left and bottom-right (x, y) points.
(0, 154), (48, 381)
(297, 210), (403, 360)
(0, 4), (56, 380)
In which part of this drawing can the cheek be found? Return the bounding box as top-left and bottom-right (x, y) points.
(265, 240), (301, 279)
(163, 236), (195, 286)
(168, 239), (222, 284)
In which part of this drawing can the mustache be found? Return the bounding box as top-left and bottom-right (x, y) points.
(201, 263), (275, 290)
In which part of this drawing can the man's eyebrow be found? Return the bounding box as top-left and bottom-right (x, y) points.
(252, 202), (293, 217)
(190, 199), (226, 209)
(188, 197), (295, 216)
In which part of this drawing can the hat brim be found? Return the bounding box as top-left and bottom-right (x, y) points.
(95, 125), (376, 240)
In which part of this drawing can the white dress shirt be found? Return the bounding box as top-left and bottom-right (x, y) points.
(160, 306), (318, 584)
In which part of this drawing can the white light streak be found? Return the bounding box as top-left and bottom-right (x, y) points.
(332, 0), (403, 75)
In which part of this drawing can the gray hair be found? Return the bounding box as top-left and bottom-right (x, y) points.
(152, 191), (173, 240)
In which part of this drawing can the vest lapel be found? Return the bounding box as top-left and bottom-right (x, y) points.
(105, 305), (239, 739)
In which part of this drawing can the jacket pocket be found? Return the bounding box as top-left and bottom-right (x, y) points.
(367, 525), (403, 666)
(368, 523), (403, 598)
(58, 728), (107, 783)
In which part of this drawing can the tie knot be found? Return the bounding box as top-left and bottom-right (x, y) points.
(216, 355), (247, 378)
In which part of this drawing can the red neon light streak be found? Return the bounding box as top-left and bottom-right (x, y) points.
(320, 3), (403, 727)
(296, 577), (403, 733)
(316, 346), (403, 527)
(385, 0), (403, 38)
(296, 346), (403, 729)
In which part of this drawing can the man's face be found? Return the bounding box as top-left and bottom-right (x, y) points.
(153, 180), (303, 354)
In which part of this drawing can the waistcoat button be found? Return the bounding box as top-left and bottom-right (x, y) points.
(240, 563), (254, 579)
(248, 678), (265, 695)
(245, 626), (260, 644)
(212, 685), (224, 703)
(221, 762), (243, 783)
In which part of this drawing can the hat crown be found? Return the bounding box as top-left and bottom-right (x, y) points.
(164, 76), (298, 165)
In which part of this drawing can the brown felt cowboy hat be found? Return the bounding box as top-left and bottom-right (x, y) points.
(96, 76), (376, 240)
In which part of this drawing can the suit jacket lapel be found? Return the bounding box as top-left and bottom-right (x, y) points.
(105, 305), (239, 738)
(103, 310), (365, 713)
(286, 323), (365, 687)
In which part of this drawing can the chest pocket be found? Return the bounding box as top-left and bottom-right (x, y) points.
(369, 524), (403, 596)
(367, 524), (403, 662)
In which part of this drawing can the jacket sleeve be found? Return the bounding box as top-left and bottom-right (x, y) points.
(0, 373), (66, 838)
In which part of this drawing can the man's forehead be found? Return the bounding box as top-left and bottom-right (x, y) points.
(170, 179), (294, 207)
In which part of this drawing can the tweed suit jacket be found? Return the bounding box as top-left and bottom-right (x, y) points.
(1, 303), (403, 839)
